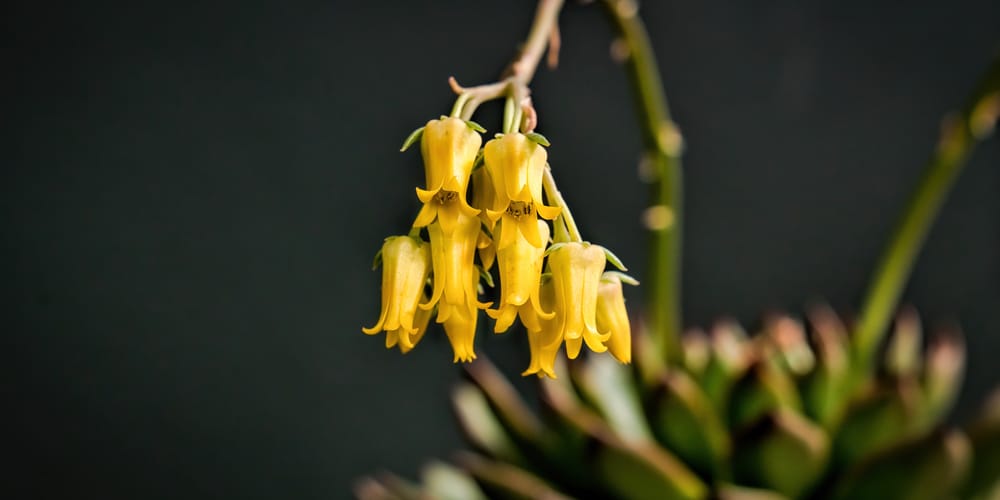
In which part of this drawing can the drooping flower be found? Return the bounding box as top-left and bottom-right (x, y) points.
(521, 279), (563, 378)
(363, 236), (432, 350)
(596, 272), (633, 364)
(384, 305), (433, 354)
(442, 300), (479, 363)
(548, 242), (611, 359)
(421, 210), (490, 361)
(487, 219), (553, 333)
(483, 133), (560, 249)
(413, 117), (482, 235)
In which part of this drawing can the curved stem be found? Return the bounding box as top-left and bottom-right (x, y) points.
(452, 0), (564, 121)
(542, 166), (583, 242)
(852, 55), (1000, 375)
(600, 0), (684, 364)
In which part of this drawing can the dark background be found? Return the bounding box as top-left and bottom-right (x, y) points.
(7, 0), (999, 498)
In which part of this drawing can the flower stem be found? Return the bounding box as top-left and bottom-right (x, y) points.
(542, 166), (583, 242)
(600, 0), (684, 364)
(852, 55), (1000, 377)
(452, 0), (565, 121)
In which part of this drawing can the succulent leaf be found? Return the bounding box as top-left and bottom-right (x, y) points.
(831, 430), (972, 500)
(457, 452), (572, 500)
(452, 383), (526, 465)
(731, 410), (830, 499)
(962, 390), (1000, 500)
(728, 360), (802, 430)
(573, 353), (653, 444)
(651, 369), (731, 480)
(832, 377), (922, 466)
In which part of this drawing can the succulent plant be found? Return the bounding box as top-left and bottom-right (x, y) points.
(354, 0), (1000, 498)
(355, 306), (1000, 500)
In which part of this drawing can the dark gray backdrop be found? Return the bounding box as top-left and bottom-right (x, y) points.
(7, 1), (999, 498)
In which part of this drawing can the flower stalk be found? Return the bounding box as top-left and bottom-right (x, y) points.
(852, 55), (1000, 381)
(600, 0), (684, 365)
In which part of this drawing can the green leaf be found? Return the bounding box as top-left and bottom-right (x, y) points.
(573, 354), (652, 444)
(728, 360), (802, 430)
(885, 306), (922, 378)
(700, 321), (751, 415)
(833, 378), (920, 466)
(716, 484), (790, 500)
(541, 360), (704, 500)
(832, 430), (971, 500)
(359, 472), (425, 500)
(962, 390), (1000, 500)
(917, 331), (965, 431)
(451, 383), (524, 465)
(525, 132), (551, 147)
(763, 316), (814, 376)
(602, 270), (639, 286)
(464, 359), (545, 446)
(399, 126), (424, 152)
(465, 120), (487, 133)
(651, 369), (731, 480)
(594, 438), (708, 500)
(732, 410), (830, 499)
(802, 304), (850, 429)
(602, 247), (628, 271)
(543, 242), (569, 257)
(456, 452), (571, 500)
(422, 461), (489, 500)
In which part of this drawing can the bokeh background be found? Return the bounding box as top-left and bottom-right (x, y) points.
(7, 0), (999, 498)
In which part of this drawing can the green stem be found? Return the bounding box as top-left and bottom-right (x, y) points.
(853, 54), (1000, 376)
(542, 166), (583, 242)
(601, 0), (684, 365)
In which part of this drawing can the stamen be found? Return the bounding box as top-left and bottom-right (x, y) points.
(506, 201), (533, 219)
(434, 190), (458, 204)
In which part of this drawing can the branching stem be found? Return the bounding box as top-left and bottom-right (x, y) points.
(451, 0), (564, 124)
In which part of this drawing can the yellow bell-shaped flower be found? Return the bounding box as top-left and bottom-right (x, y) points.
(487, 219), (554, 333)
(548, 242), (611, 359)
(483, 133), (560, 249)
(596, 272), (632, 364)
(384, 306), (433, 354)
(413, 117), (482, 235)
(363, 236), (432, 350)
(421, 210), (491, 324)
(521, 279), (563, 378)
(442, 300), (479, 363)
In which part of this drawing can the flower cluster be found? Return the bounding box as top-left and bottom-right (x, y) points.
(364, 116), (636, 376)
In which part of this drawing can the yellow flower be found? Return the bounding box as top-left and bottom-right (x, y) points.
(384, 305), (433, 354)
(413, 117), (482, 235)
(471, 168), (497, 271)
(521, 279), (563, 378)
(487, 219), (553, 333)
(548, 242), (611, 359)
(422, 211), (490, 320)
(483, 133), (560, 249)
(443, 300), (479, 363)
(596, 272), (632, 364)
(363, 236), (432, 350)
